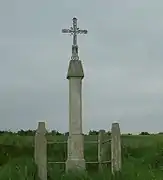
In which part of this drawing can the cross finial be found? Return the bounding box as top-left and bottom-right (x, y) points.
(62, 17), (88, 60)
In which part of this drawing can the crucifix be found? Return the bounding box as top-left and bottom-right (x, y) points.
(62, 17), (88, 60)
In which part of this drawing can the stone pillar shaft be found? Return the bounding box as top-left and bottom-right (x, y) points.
(66, 60), (85, 171)
(69, 78), (82, 135)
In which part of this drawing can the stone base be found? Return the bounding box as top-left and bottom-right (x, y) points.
(66, 158), (86, 172)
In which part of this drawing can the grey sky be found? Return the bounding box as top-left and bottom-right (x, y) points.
(0, 0), (163, 134)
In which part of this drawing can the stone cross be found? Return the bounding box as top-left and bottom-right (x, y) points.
(62, 17), (88, 60)
(62, 17), (87, 171)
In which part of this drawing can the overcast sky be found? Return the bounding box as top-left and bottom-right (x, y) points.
(0, 0), (163, 134)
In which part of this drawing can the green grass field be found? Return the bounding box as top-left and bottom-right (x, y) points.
(0, 134), (163, 179)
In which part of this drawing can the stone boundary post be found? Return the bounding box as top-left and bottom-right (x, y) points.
(34, 122), (47, 180)
(111, 123), (121, 175)
(98, 130), (105, 171)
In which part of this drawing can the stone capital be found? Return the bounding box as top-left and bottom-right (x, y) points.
(67, 60), (84, 79)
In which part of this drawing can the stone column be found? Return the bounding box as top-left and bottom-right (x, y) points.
(111, 123), (121, 175)
(66, 60), (86, 171)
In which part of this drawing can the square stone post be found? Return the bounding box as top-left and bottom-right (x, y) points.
(66, 60), (86, 172)
(34, 122), (47, 180)
(111, 123), (121, 176)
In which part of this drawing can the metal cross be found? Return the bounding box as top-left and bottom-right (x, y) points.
(62, 17), (88, 60)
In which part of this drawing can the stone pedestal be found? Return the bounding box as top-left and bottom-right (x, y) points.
(66, 60), (86, 171)
(66, 135), (85, 171)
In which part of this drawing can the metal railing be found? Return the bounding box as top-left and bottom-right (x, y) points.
(34, 122), (121, 180)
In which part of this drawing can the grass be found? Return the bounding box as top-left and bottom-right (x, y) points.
(0, 134), (163, 179)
